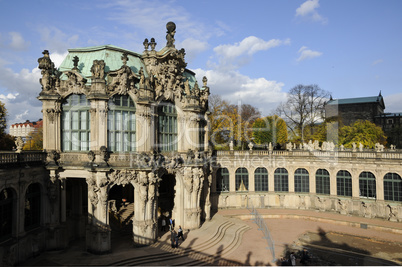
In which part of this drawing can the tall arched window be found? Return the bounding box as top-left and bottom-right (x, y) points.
(316, 169), (330, 195)
(108, 95), (136, 152)
(337, 170), (352, 197)
(295, 168), (309, 193)
(0, 188), (14, 240)
(216, 168), (229, 192)
(235, 168), (249, 191)
(359, 171), (376, 199)
(384, 173), (402, 202)
(255, 167), (268, 191)
(274, 168), (288, 192)
(158, 102), (177, 151)
(62, 94), (90, 151)
(25, 183), (41, 231)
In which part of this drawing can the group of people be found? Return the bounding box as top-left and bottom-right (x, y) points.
(279, 249), (311, 266)
(161, 217), (185, 248)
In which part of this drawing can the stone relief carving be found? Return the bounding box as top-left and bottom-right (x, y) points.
(87, 176), (99, 207)
(91, 59), (105, 80)
(59, 71), (88, 96)
(107, 63), (138, 96)
(108, 169), (136, 186)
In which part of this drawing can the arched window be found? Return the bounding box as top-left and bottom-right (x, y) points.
(62, 94), (90, 151)
(216, 168), (229, 192)
(255, 167), (268, 192)
(337, 170), (352, 197)
(384, 173), (402, 202)
(108, 95), (136, 152)
(274, 168), (288, 192)
(25, 183), (41, 231)
(316, 169), (330, 195)
(0, 188), (14, 240)
(158, 102), (177, 151)
(359, 171), (376, 199)
(295, 168), (309, 193)
(235, 168), (249, 191)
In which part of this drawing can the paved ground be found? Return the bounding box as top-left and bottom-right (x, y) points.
(21, 208), (402, 266)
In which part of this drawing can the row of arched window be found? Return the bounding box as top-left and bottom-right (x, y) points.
(0, 184), (41, 240)
(216, 167), (402, 202)
(61, 94), (182, 152)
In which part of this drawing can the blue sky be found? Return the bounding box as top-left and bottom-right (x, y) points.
(1, 0), (402, 127)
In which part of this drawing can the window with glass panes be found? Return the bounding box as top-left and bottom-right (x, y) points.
(384, 173), (402, 202)
(0, 188), (14, 240)
(24, 183), (41, 231)
(158, 103), (178, 151)
(255, 167), (268, 191)
(359, 171), (376, 198)
(337, 170), (352, 197)
(108, 95), (136, 152)
(316, 169), (330, 195)
(295, 168), (309, 193)
(274, 168), (288, 192)
(235, 168), (249, 191)
(62, 94), (90, 151)
(216, 168), (229, 192)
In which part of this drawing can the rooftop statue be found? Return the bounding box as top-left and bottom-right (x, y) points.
(166, 21), (176, 48)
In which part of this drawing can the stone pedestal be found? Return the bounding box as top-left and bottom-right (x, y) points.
(86, 225), (111, 254)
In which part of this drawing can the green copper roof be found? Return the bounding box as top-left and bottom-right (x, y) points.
(58, 45), (146, 83)
(58, 44), (198, 89)
(326, 95), (385, 108)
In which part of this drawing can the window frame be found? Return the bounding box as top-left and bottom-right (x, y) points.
(235, 167), (249, 192)
(216, 168), (230, 192)
(336, 170), (352, 197)
(107, 95), (136, 152)
(274, 168), (289, 192)
(384, 172), (402, 202)
(316, 169), (330, 195)
(294, 168), (309, 193)
(255, 167), (268, 192)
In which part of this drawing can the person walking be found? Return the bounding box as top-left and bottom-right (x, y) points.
(289, 252), (296, 266)
(170, 230), (176, 248)
(161, 218), (166, 232)
(177, 226), (185, 241)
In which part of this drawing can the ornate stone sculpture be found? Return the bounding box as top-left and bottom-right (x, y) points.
(91, 60), (105, 79)
(15, 137), (24, 152)
(166, 21), (176, 48)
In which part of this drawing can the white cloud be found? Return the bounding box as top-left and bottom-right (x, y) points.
(38, 26), (79, 54)
(192, 68), (287, 116)
(50, 51), (69, 68)
(295, 0), (328, 24)
(384, 93), (402, 113)
(297, 46), (322, 62)
(212, 36), (290, 71)
(372, 59), (383, 66)
(0, 32), (30, 51)
(178, 38), (208, 63)
(9, 32), (30, 50)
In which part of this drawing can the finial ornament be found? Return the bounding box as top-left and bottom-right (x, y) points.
(72, 56), (79, 71)
(166, 21), (176, 48)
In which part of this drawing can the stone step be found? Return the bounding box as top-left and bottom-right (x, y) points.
(109, 214), (250, 266)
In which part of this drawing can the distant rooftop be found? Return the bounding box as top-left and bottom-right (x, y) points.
(326, 94), (385, 109)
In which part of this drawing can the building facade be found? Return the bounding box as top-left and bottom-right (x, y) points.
(9, 119), (43, 138)
(1, 22), (402, 266)
(325, 93), (385, 126)
(36, 22), (212, 253)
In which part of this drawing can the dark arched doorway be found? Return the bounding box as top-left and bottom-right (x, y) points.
(158, 174), (176, 220)
(108, 184), (134, 237)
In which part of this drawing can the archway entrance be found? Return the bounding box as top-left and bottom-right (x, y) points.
(65, 178), (88, 242)
(158, 173), (176, 223)
(108, 184), (134, 237)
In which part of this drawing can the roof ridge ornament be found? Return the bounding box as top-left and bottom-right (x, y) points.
(166, 21), (176, 48)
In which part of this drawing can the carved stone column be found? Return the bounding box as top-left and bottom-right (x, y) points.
(136, 105), (153, 152)
(132, 171), (159, 245)
(85, 172), (111, 253)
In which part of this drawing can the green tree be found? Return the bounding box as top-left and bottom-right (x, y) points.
(0, 100), (15, 150)
(252, 115), (287, 146)
(339, 120), (387, 148)
(276, 84), (330, 142)
(208, 94), (261, 149)
(0, 101), (7, 136)
(23, 125), (43, 150)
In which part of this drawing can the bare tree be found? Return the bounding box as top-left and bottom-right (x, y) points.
(277, 84), (330, 142)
